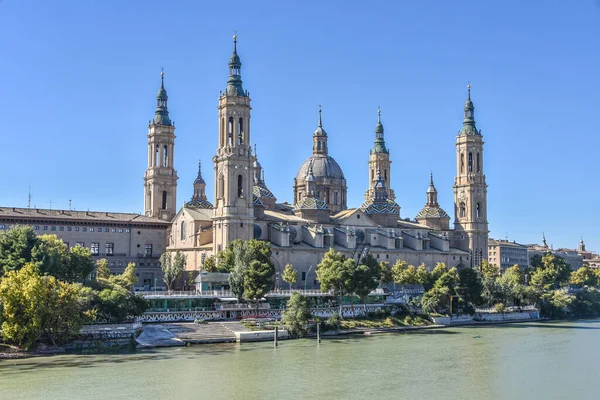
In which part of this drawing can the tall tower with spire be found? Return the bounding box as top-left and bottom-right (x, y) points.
(366, 108), (395, 201)
(452, 85), (489, 265)
(144, 70), (178, 220)
(212, 35), (255, 252)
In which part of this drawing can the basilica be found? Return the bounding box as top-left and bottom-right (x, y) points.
(144, 37), (489, 288)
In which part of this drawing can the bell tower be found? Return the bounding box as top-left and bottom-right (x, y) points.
(366, 108), (395, 201)
(212, 35), (255, 252)
(144, 70), (178, 221)
(453, 85), (489, 266)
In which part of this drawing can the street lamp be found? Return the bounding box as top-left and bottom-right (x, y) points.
(305, 265), (313, 291)
(154, 277), (157, 292)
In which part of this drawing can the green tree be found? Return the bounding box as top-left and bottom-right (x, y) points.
(353, 258), (381, 312)
(0, 264), (86, 349)
(203, 255), (217, 272)
(316, 249), (356, 318)
(160, 251), (186, 291)
(431, 262), (449, 283)
(530, 253), (572, 290)
(497, 265), (525, 306)
(0, 225), (38, 277)
(456, 267), (483, 308)
(379, 261), (393, 286)
(65, 244), (95, 283)
(282, 263), (298, 290)
(480, 260), (500, 279)
(243, 260), (275, 315)
(539, 290), (574, 318)
(416, 264), (433, 290)
(95, 258), (111, 280)
(282, 293), (312, 337)
(110, 262), (137, 290)
(570, 266), (599, 287)
(391, 260), (407, 283)
(421, 287), (447, 314)
(216, 239), (273, 273)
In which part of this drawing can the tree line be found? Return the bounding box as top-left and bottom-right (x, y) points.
(0, 225), (147, 349)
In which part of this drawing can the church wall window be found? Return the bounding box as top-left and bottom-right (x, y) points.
(460, 153), (465, 174)
(476, 203), (481, 218)
(181, 221), (186, 241)
(384, 169), (387, 181)
(237, 175), (243, 197)
(218, 174), (224, 199)
(163, 145), (168, 167)
(334, 192), (338, 205)
(155, 146), (159, 167)
(221, 117), (225, 146)
(228, 117), (234, 146)
(162, 191), (167, 209)
(476, 153), (481, 173)
(239, 118), (244, 144)
(317, 141), (321, 151)
(459, 202), (466, 218)
(468, 152), (473, 172)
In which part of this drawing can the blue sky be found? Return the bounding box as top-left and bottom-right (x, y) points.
(1, 0), (599, 252)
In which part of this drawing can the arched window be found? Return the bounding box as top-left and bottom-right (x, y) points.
(476, 203), (481, 219)
(468, 152), (473, 172)
(460, 153), (465, 174)
(476, 153), (481, 173)
(237, 175), (243, 197)
(220, 118), (225, 146)
(218, 174), (224, 199)
(238, 118), (244, 144)
(384, 169), (387, 181)
(181, 221), (186, 241)
(459, 202), (466, 218)
(317, 141), (321, 151)
(155, 146), (159, 167)
(228, 117), (234, 146)
(163, 145), (168, 167)
(162, 191), (167, 209)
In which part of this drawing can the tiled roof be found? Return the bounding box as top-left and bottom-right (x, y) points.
(295, 197), (329, 210)
(0, 207), (169, 225)
(361, 199), (400, 215)
(415, 206), (450, 219)
(185, 199), (214, 209)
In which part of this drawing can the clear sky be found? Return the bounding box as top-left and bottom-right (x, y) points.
(1, 1), (599, 252)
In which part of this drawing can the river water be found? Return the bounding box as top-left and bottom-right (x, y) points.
(1, 320), (599, 400)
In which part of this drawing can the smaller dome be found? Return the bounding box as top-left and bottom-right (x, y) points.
(253, 185), (275, 199)
(229, 53), (241, 68)
(416, 206), (450, 219)
(157, 87), (168, 100)
(426, 185), (436, 194)
(314, 125), (327, 136)
(375, 121), (384, 134)
(185, 199), (213, 209)
(296, 197), (329, 210)
(296, 156), (345, 181)
(361, 199), (400, 215)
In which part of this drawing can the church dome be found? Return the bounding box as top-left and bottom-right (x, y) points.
(296, 155), (345, 181)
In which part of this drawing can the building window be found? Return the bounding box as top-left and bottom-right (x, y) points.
(218, 174), (224, 199)
(302, 272), (306, 281)
(459, 203), (466, 218)
(106, 243), (114, 256)
(43, 226), (48, 230)
(468, 152), (473, 172)
(476, 153), (481, 173)
(82, 227), (87, 232)
(59, 226), (64, 231)
(0, 224), (4, 229)
(144, 244), (153, 256)
(476, 203), (481, 219)
(104, 228), (109, 232)
(67, 227), (71, 231)
(33, 225), (39, 230)
(460, 153), (465, 174)
(51, 226), (56, 231)
(90, 228), (94, 232)
(181, 221), (186, 241)
(334, 192), (338, 205)
(118, 228), (123, 233)
(64, 242), (69, 248)
(74, 227), (79, 232)
(125, 229), (130, 233)
(237, 175), (243, 197)
(90, 243), (99, 256)
(162, 191), (167, 209)
(112, 228), (116, 233)
(76, 241), (84, 247)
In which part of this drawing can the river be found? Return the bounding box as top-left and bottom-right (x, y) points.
(1, 320), (599, 400)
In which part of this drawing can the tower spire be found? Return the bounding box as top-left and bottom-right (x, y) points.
(153, 69), (171, 126)
(460, 83), (478, 136)
(312, 105), (328, 156)
(226, 34), (245, 96)
(318, 105), (323, 128)
(373, 107), (387, 153)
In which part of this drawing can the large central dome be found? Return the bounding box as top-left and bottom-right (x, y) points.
(296, 155), (345, 181)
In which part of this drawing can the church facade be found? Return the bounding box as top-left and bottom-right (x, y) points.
(159, 37), (489, 289)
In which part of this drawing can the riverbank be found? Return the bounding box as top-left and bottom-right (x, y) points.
(0, 312), (546, 359)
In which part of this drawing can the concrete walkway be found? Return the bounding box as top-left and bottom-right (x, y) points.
(136, 325), (185, 348)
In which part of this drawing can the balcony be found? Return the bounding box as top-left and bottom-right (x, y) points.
(137, 253), (161, 259)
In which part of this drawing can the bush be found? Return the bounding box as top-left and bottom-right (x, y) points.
(325, 312), (340, 332)
(494, 303), (505, 314)
(282, 293), (312, 337)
